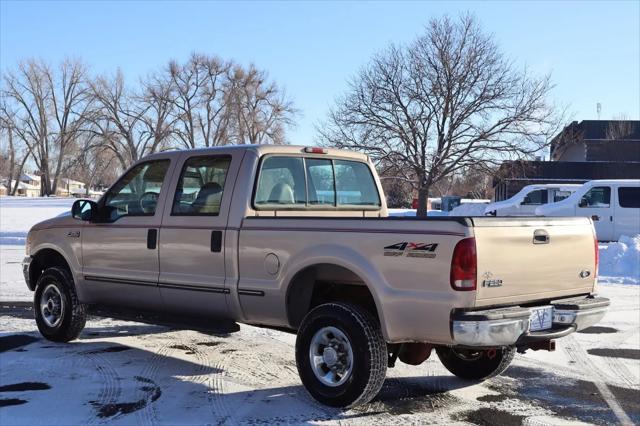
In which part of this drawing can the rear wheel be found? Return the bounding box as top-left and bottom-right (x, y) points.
(34, 267), (86, 342)
(436, 346), (515, 380)
(295, 303), (387, 408)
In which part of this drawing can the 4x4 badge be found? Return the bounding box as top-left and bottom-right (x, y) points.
(384, 242), (438, 258)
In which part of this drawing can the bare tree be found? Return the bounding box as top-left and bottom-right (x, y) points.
(166, 53), (296, 148)
(89, 71), (156, 169)
(2, 59), (90, 196)
(606, 114), (637, 140)
(167, 53), (232, 148)
(318, 14), (564, 216)
(228, 64), (296, 145)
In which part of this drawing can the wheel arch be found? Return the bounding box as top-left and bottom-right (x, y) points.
(28, 247), (73, 291)
(284, 259), (388, 339)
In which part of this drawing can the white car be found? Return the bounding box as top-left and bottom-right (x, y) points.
(485, 184), (581, 216)
(536, 180), (640, 241)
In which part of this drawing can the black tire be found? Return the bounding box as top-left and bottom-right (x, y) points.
(436, 346), (515, 380)
(34, 267), (86, 342)
(295, 303), (387, 408)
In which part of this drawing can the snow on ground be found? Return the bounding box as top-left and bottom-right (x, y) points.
(0, 197), (74, 245)
(0, 197), (639, 425)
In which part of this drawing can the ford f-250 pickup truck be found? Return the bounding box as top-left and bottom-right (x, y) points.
(23, 145), (610, 407)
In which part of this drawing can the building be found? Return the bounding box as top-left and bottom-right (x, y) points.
(550, 120), (640, 162)
(3, 173), (89, 197)
(55, 178), (86, 197)
(4, 180), (41, 197)
(493, 120), (640, 201)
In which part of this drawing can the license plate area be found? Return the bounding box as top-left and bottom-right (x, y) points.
(529, 306), (553, 331)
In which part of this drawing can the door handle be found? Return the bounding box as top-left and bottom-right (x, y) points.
(211, 230), (222, 253)
(147, 229), (158, 250)
(533, 229), (550, 244)
(591, 215), (600, 221)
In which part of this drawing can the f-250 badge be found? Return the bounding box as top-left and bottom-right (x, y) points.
(384, 242), (438, 258)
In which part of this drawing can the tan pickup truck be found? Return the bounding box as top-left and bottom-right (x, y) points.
(23, 145), (609, 407)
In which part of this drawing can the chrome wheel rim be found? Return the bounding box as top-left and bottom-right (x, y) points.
(309, 326), (353, 387)
(40, 284), (64, 328)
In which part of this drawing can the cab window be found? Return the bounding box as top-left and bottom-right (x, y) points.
(334, 160), (380, 206)
(254, 156), (380, 209)
(172, 156), (231, 215)
(521, 189), (548, 205)
(103, 160), (170, 221)
(254, 157), (306, 207)
(552, 190), (573, 202)
(580, 186), (611, 208)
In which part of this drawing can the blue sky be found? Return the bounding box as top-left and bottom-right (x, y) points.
(1, 0), (639, 145)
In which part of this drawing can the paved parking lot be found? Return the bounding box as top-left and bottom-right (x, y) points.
(1, 284), (638, 425)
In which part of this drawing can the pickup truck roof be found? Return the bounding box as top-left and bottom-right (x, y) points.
(146, 144), (370, 162)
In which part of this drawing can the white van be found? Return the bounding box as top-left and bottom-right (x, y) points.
(536, 180), (640, 241)
(485, 184), (581, 216)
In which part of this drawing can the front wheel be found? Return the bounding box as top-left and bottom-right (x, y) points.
(34, 267), (86, 342)
(436, 346), (515, 380)
(295, 303), (387, 408)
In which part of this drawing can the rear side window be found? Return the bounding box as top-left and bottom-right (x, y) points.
(618, 187), (640, 208)
(254, 156), (380, 209)
(172, 156), (231, 215)
(580, 186), (611, 208)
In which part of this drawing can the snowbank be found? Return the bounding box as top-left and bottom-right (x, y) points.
(448, 203), (487, 216)
(387, 209), (447, 217)
(598, 235), (640, 285)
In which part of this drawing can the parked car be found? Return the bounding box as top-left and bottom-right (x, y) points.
(536, 179), (640, 242)
(485, 184), (581, 216)
(23, 145), (609, 408)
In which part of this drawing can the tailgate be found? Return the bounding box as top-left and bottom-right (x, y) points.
(471, 217), (596, 307)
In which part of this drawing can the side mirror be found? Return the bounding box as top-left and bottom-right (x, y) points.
(72, 199), (97, 221)
(578, 198), (588, 208)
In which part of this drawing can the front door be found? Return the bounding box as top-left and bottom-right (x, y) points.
(158, 152), (240, 318)
(81, 158), (174, 308)
(577, 185), (614, 241)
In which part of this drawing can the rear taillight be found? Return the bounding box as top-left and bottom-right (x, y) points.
(450, 237), (477, 291)
(593, 232), (599, 278)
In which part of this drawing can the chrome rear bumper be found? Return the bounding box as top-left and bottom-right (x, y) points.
(451, 295), (610, 347)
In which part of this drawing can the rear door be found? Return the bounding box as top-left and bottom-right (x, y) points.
(472, 217), (596, 307)
(615, 185), (640, 239)
(577, 185), (614, 241)
(158, 151), (241, 317)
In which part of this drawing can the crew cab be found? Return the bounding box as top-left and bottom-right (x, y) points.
(23, 145), (609, 408)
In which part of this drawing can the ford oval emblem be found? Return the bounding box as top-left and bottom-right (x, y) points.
(579, 270), (591, 279)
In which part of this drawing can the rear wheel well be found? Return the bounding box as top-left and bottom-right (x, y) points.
(29, 249), (71, 290)
(286, 264), (379, 329)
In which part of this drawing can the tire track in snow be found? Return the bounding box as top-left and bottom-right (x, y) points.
(563, 334), (634, 425)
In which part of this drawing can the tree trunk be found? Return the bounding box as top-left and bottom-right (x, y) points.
(416, 185), (430, 218)
(6, 129), (15, 193)
(11, 154), (29, 196)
